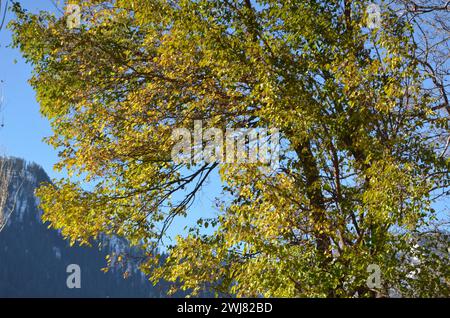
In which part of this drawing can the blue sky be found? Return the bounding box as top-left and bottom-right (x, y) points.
(0, 0), (63, 179)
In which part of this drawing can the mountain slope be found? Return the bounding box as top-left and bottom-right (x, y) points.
(0, 157), (171, 297)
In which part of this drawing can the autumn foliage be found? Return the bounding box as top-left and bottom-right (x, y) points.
(9, 0), (450, 297)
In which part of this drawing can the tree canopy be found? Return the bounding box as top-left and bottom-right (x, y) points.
(9, 0), (450, 297)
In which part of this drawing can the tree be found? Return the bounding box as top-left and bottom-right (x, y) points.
(395, 0), (449, 148)
(9, 0), (450, 297)
(0, 0), (9, 33)
(1, 0), (12, 231)
(0, 158), (12, 231)
(0, 80), (12, 232)
(0, 156), (25, 232)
